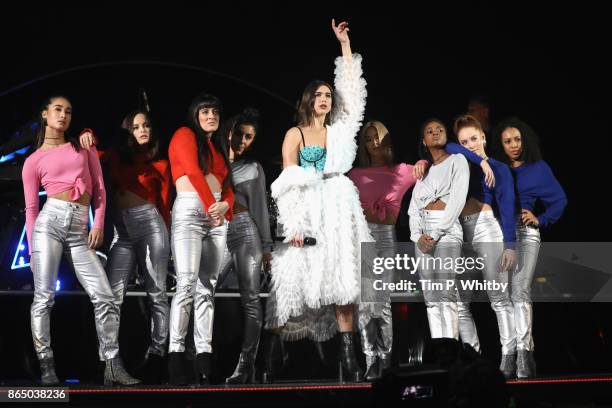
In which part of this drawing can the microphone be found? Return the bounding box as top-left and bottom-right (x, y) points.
(275, 236), (317, 246)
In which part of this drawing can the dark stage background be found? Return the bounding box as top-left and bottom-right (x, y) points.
(1, 2), (611, 385)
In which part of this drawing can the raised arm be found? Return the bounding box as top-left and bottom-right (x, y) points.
(445, 142), (495, 188)
(332, 19), (367, 135)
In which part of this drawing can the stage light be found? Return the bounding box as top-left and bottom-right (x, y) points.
(56, 280), (61, 291)
(10, 190), (96, 270)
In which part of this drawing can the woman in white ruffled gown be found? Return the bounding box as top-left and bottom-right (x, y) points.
(263, 19), (372, 383)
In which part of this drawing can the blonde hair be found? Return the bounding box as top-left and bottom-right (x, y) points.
(356, 120), (394, 167)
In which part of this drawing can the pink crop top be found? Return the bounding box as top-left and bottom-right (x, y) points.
(347, 162), (426, 221)
(22, 143), (106, 252)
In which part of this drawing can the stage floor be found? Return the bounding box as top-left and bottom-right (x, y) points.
(3, 374), (612, 407)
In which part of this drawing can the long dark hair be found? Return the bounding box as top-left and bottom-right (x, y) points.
(491, 117), (543, 165)
(118, 110), (159, 164)
(228, 107), (261, 162)
(295, 80), (342, 127)
(33, 95), (80, 152)
(418, 118), (447, 163)
(187, 93), (232, 190)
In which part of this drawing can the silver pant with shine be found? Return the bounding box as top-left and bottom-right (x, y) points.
(30, 198), (120, 360)
(359, 223), (395, 361)
(416, 210), (463, 340)
(106, 203), (170, 357)
(458, 211), (516, 355)
(513, 221), (541, 351)
(169, 192), (227, 354)
(219, 211), (263, 357)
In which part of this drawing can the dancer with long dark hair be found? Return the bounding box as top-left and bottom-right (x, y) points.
(167, 93), (234, 384)
(23, 95), (139, 385)
(80, 109), (172, 383)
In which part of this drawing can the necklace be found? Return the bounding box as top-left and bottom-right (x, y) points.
(432, 153), (449, 164)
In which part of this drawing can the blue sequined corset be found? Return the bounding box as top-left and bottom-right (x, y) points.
(299, 146), (326, 172)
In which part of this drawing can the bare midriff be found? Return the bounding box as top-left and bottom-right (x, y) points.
(460, 197), (493, 217)
(364, 208), (397, 225)
(175, 174), (221, 194)
(114, 190), (150, 209)
(425, 198), (446, 211)
(49, 190), (91, 206)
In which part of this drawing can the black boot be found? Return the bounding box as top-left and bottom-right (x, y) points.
(226, 353), (256, 384)
(139, 353), (165, 384)
(195, 352), (212, 385)
(39, 358), (59, 385)
(338, 332), (363, 383)
(517, 350), (536, 379)
(168, 352), (188, 385)
(104, 357), (141, 386)
(378, 357), (391, 378)
(500, 353), (517, 379)
(260, 332), (286, 384)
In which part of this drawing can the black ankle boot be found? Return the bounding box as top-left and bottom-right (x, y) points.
(168, 352), (188, 385)
(500, 353), (517, 379)
(226, 353), (256, 384)
(104, 357), (141, 386)
(139, 353), (165, 384)
(195, 352), (212, 385)
(378, 357), (391, 378)
(39, 358), (59, 385)
(338, 332), (363, 383)
(261, 332), (285, 384)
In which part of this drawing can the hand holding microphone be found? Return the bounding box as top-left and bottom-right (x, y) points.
(276, 234), (317, 247)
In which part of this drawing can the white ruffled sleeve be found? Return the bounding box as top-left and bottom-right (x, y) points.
(333, 53), (367, 137)
(271, 165), (323, 242)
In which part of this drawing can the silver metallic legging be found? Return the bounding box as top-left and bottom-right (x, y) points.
(416, 210), (463, 340)
(30, 198), (120, 361)
(359, 223), (395, 360)
(106, 203), (170, 357)
(169, 192), (227, 354)
(457, 211), (516, 355)
(219, 211), (263, 357)
(513, 221), (541, 351)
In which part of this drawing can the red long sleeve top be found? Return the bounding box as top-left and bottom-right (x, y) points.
(168, 127), (234, 220)
(99, 150), (173, 227)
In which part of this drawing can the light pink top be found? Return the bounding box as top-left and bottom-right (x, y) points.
(347, 162), (426, 222)
(22, 143), (106, 252)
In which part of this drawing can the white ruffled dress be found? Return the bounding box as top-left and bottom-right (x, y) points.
(265, 54), (374, 341)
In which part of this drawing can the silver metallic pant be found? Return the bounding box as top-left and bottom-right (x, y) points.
(219, 211), (263, 357)
(458, 211), (516, 355)
(169, 192), (227, 354)
(30, 198), (120, 360)
(106, 203), (170, 357)
(359, 223), (395, 361)
(513, 221), (541, 351)
(416, 210), (463, 340)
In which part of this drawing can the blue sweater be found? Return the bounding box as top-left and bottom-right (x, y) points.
(510, 160), (567, 228)
(446, 143), (517, 246)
